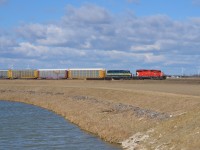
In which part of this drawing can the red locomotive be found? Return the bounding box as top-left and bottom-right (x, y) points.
(136, 69), (166, 80)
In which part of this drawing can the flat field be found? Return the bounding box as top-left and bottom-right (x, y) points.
(0, 78), (199, 149)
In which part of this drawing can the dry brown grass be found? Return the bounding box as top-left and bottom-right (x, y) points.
(0, 79), (199, 149)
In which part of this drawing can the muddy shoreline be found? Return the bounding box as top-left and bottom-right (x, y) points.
(0, 79), (199, 149)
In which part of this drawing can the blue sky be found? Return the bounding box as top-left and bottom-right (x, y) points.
(0, 0), (200, 75)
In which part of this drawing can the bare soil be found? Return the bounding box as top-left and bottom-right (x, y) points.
(0, 78), (199, 149)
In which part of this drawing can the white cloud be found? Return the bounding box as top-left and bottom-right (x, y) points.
(13, 42), (49, 57)
(37, 25), (69, 45)
(63, 4), (112, 24)
(0, 37), (15, 47)
(131, 43), (161, 51)
(16, 24), (47, 40)
(1, 4), (200, 74)
(144, 53), (165, 63)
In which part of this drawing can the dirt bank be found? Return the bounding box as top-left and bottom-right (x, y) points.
(0, 79), (199, 149)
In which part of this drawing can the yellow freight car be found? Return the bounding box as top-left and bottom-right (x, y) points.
(8, 70), (38, 79)
(68, 68), (106, 79)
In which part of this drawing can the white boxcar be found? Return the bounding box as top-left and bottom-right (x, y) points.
(0, 70), (8, 79)
(38, 69), (67, 79)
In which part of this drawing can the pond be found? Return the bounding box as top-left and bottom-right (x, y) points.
(0, 100), (121, 150)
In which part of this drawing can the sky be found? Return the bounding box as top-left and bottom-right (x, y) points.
(0, 0), (200, 75)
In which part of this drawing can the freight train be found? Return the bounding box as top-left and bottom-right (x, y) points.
(0, 68), (166, 80)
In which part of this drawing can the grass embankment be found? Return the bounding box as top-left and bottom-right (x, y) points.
(0, 79), (199, 149)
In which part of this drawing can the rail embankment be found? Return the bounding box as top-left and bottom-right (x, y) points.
(0, 80), (199, 149)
